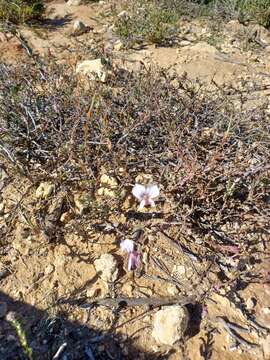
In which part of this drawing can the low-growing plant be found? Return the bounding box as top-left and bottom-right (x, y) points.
(0, 0), (44, 25)
(7, 313), (33, 360)
(207, 0), (270, 27)
(114, 0), (270, 46)
(0, 59), (269, 215)
(115, 0), (179, 46)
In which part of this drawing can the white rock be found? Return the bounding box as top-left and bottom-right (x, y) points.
(6, 311), (17, 322)
(117, 10), (129, 20)
(67, 0), (82, 5)
(36, 182), (54, 199)
(173, 264), (186, 277)
(152, 305), (189, 346)
(73, 20), (86, 35)
(94, 254), (119, 283)
(167, 283), (179, 296)
(96, 173), (118, 198)
(76, 59), (107, 82)
(246, 297), (256, 310)
(45, 264), (55, 275)
(96, 187), (117, 198)
(100, 174), (118, 188)
(93, 27), (107, 34)
(179, 40), (191, 46)
(114, 40), (124, 51)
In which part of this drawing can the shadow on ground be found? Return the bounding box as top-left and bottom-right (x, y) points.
(0, 291), (175, 359)
(41, 14), (73, 31)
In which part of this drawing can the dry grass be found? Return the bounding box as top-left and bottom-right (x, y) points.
(0, 60), (269, 228)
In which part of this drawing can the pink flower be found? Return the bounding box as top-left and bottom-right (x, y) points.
(132, 184), (159, 209)
(127, 251), (140, 271)
(120, 239), (140, 271)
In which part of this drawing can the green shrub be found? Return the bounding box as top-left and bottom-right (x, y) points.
(115, 0), (270, 44)
(115, 0), (179, 46)
(0, 0), (45, 25)
(194, 0), (270, 27)
(205, 0), (270, 27)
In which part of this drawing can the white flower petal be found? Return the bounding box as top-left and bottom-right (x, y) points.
(139, 199), (146, 209)
(149, 198), (155, 207)
(120, 239), (134, 253)
(127, 252), (140, 271)
(132, 184), (146, 200)
(146, 184), (159, 199)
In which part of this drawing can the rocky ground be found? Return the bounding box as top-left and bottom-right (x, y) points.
(0, 1), (270, 359)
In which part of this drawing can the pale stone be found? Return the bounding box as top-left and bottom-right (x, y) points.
(179, 40), (191, 46)
(76, 59), (107, 82)
(73, 20), (87, 35)
(60, 211), (72, 223)
(119, 214), (126, 224)
(122, 282), (133, 296)
(152, 305), (189, 346)
(100, 174), (118, 188)
(36, 182), (54, 199)
(87, 285), (103, 298)
(96, 174), (118, 198)
(93, 27), (107, 35)
(74, 193), (90, 215)
(167, 283), (179, 296)
(173, 264), (186, 277)
(246, 297), (256, 310)
(94, 254), (118, 283)
(96, 187), (116, 198)
(45, 264), (55, 275)
(117, 10), (129, 20)
(135, 173), (154, 184)
(67, 0), (82, 5)
(114, 40), (124, 51)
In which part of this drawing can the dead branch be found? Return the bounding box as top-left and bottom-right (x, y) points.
(63, 295), (196, 309)
(213, 317), (258, 349)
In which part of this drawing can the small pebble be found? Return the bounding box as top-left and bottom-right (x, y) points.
(152, 305), (189, 346)
(45, 264), (55, 275)
(94, 254), (119, 283)
(246, 297), (256, 310)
